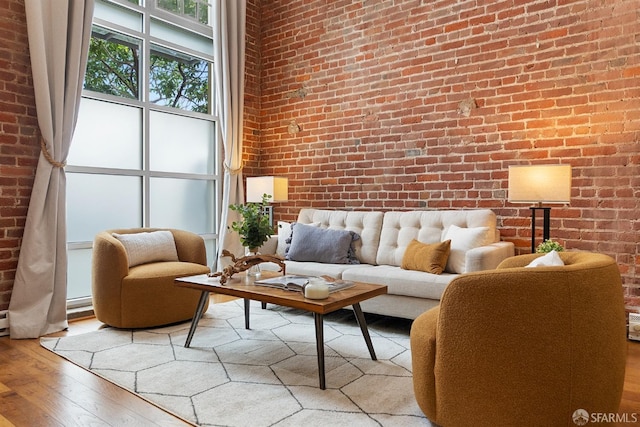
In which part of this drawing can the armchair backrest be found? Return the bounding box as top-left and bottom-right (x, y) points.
(96, 228), (207, 267)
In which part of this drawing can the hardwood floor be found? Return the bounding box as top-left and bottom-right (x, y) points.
(1, 298), (639, 427)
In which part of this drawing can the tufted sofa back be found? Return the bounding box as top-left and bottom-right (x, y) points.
(296, 209), (499, 268)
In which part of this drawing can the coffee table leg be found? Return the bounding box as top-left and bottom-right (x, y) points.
(353, 303), (377, 360)
(314, 313), (326, 390)
(244, 298), (251, 329)
(184, 290), (210, 348)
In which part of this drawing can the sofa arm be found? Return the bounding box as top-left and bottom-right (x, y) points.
(258, 235), (278, 256)
(464, 241), (515, 272)
(91, 232), (130, 314)
(170, 229), (208, 266)
(410, 306), (439, 421)
(496, 252), (540, 269)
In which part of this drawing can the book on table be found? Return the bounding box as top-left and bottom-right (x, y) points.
(254, 275), (354, 293)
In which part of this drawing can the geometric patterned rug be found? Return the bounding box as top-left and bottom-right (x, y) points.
(41, 300), (433, 426)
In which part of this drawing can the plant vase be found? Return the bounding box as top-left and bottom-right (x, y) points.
(246, 248), (261, 278)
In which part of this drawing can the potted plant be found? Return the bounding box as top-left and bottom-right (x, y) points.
(536, 239), (565, 253)
(229, 194), (275, 276)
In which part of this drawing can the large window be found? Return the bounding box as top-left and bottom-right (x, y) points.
(67, 0), (219, 305)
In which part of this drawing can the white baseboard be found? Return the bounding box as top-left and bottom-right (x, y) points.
(0, 310), (8, 337)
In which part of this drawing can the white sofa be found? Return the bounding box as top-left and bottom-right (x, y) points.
(261, 209), (514, 320)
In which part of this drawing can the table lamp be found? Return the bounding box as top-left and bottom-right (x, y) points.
(246, 176), (289, 226)
(508, 164), (572, 253)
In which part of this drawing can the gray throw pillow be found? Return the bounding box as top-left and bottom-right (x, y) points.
(286, 223), (360, 264)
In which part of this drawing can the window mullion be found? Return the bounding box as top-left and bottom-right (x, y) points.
(142, 7), (151, 228)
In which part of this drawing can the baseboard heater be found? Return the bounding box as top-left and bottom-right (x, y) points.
(0, 310), (8, 337)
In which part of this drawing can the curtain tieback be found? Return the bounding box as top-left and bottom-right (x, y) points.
(224, 163), (243, 175)
(39, 137), (66, 168)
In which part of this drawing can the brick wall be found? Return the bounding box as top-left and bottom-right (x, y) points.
(1, 0), (638, 309)
(243, 0), (262, 177)
(0, 1), (38, 311)
(249, 0), (640, 296)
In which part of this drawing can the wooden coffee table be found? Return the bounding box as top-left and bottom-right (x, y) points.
(175, 271), (387, 389)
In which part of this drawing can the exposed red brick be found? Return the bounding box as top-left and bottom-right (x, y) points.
(0, 0), (39, 311)
(244, 0), (640, 294)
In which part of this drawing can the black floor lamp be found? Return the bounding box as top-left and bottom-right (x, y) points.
(508, 165), (572, 253)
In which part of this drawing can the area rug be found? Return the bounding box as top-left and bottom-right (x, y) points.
(41, 300), (433, 426)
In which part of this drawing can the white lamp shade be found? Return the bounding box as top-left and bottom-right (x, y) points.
(246, 176), (289, 203)
(508, 165), (572, 204)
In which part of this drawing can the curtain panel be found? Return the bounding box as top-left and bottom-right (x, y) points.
(8, 0), (94, 338)
(214, 0), (247, 264)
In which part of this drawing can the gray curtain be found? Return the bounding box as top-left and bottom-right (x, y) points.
(8, 0), (94, 338)
(214, 0), (247, 263)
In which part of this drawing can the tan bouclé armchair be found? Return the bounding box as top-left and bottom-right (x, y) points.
(410, 251), (627, 427)
(92, 228), (210, 328)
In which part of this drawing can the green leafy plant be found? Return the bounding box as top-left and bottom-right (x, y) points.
(536, 239), (565, 253)
(229, 194), (274, 251)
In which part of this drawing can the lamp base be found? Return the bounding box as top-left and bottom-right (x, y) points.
(530, 206), (551, 253)
(262, 205), (273, 227)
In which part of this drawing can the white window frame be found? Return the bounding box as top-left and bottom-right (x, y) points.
(67, 0), (221, 309)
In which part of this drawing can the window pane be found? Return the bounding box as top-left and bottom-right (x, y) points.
(150, 177), (214, 233)
(204, 238), (216, 269)
(69, 98), (142, 169)
(155, 0), (210, 25)
(94, 0), (143, 31)
(149, 44), (210, 113)
(67, 173), (142, 242)
(67, 248), (92, 300)
(150, 19), (213, 56)
(149, 111), (214, 174)
(84, 27), (140, 100)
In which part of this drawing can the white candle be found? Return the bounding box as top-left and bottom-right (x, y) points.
(304, 279), (330, 299)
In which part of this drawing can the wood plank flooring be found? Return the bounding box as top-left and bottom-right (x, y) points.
(1, 297), (639, 426)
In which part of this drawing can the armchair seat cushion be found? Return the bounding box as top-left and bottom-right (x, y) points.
(126, 261), (209, 280)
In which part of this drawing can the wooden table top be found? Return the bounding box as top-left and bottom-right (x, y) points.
(175, 270), (387, 315)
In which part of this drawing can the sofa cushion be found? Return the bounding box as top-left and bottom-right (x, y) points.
(287, 222), (360, 264)
(402, 239), (451, 274)
(342, 265), (456, 300)
(276, 260), (371, 279)
(297, 209), (384, 265)
(442, 224), (491, 274)
(112, 230), (179, 267)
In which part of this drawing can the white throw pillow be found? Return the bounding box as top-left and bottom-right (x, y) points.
(112, 230), (179, 267)
(276, 221), (292, 257)
(526, 250), (565, 267)
(442, 224), (490, 274)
